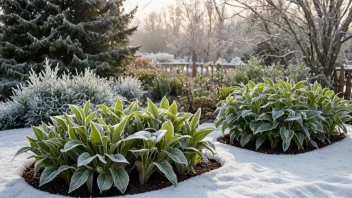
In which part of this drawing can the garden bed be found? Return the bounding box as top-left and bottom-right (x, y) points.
(2, 124), (352, 198)
(22, 160), (220, 197)
(217, 133), (346, 155)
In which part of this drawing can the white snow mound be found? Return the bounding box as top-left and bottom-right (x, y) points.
(0, 124), (352, 198)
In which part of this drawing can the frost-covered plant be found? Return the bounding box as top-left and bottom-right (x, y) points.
(148, 77), (172, 100)
(263, 65), (284, 81)
(286, 62), (311, 82)
(0, 60), (121, 130)
(216, 78), (352, 152)
(112, 76), (145, 101)
(309, 74), (332, 88)
(224, 58), (309, 86)
(144, 53), (175, 63)
(15, 97), (216, 194)
(0, 101), (26, 130)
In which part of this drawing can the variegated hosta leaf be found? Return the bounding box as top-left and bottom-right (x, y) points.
(154, 160), (177, 186)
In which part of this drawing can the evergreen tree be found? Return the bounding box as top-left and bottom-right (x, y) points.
(0, 0), (139, 100)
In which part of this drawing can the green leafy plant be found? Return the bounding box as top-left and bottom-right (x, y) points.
(218, 86), (234, 101)
(148, 77), (172, 100)
(286, 62), (311, 82)
(216, 78), (352, 152)
(15, 97), (216, 195)
(224, 58), (310, 86)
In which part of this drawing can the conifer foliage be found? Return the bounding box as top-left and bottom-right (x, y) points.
(0, 0), (138, 100)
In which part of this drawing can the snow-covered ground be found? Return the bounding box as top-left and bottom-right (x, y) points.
(1, 124), (352, 198)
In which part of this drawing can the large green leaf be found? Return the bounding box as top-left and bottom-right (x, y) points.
(32, 126), (46, 140)
(40, 165), (73, 186)
(112, 116), (129, 143)
(193, 127), (215, 142)
(78, 152), (107, 167)
(87, 170), (94, 194)
(215, 117), (225, 128)
(61, 140), (84, 153)
(68, 125), (77, 140)
(161, 120), (174, 144)
(252, 122), (279, 134)
(255, 136), (266, 150)
(168, 102), (178, 115)
(84, 112), (96, 125)
(257, 113), (272, 121)
(115, 99), (124, 111)
(147, 98), (159, 118)
(167, 135), (192, 147)
(272, 109), (284, 121)
(293, 133), (305, 150)
(240, 133), (252, 147)
(105, 154), (129, 164)
(83, 101), (91, 116)
(110, 167), (129, 193)
(241, 110), (255, 118)
(12, 147), (32, 161)
(69, 105), (83, 125)
(160, 96), (169, 109)
(163, 147), (188, 165)
(190, 109), (201, 130)
(280, 127), (294, 152)
(154, 160), (177, 186)
(97, 172), (114, 194)
(34, 158), (47, 176)
(183, 147), (209, 163)
(292, 80), (306, 91)
(302, 110), (322, 120)
(225, 113), (238, 124)
(69, 167), (91, 193)
(90, 122), (103, 146)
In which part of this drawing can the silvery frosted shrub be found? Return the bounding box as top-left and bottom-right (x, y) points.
(112, 76), (145, 101)
(285, 62), (311, 82)
(144, 53), (175, 63)
(0, 60), (122, 130)
(0, 101), (26, 130)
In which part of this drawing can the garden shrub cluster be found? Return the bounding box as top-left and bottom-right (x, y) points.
(143, 53), (175, 63)
(15, 97), (216, 194)
(224, 58), (311, 85)
(216, 78), (352, 152)
(0, 61), (144, 131)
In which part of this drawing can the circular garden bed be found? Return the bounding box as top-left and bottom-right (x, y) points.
(22, 160), (221, 197)
(217, 133), (346, 155)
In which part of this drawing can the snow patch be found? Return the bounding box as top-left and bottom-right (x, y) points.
(0, 124), (352, 198)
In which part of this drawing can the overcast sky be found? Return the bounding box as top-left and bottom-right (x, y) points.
(125, 0), (175, 18)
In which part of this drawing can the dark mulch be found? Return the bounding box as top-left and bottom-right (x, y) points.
(22, 160), (221, 197)
(218, 134), (346, 155)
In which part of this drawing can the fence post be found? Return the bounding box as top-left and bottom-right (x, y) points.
(205, 64), (209, 77)
(338, 65), (345, 95)
(345, 70), (352, 100)
(201, 64), (204, 77)
(192, 62), (197, 78)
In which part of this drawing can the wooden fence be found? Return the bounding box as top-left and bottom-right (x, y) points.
(158, 62), (238, 79)
(158, 62), (352, 100)
(334, 65), (352, 100)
